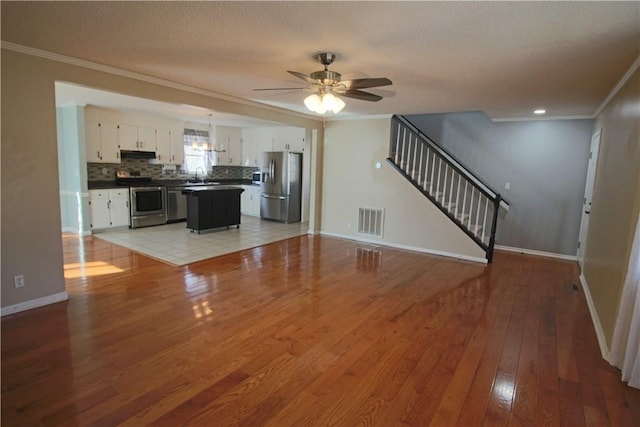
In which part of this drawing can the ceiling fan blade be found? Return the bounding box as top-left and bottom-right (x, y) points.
(363, 88), (396, 98)
(342, 77), (392, 90)
(287, 70), (317, 84)
(253, 87), (306, 91)
(341, 89), (383, 102)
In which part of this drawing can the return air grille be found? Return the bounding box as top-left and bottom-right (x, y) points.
(358, 207), (384, 238)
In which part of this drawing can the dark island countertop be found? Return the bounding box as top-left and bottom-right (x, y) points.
(181, 185), (244, 193)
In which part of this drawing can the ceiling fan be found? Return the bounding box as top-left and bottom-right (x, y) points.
(254, 52), (393, 114)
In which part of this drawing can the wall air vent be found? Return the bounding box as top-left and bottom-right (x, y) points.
(358, 207), (384, 238)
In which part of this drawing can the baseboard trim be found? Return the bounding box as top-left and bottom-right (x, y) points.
(495, 245), (577, 261)
(579, 273), (611, 361)
(319, 231), (487, 264)
(1, 291), (69, 317)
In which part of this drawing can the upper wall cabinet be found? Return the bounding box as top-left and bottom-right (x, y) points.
(85, 120), (121, 163)
(281, 127), (305, 152)
(215, 126), (242, 166)
(119, 124), (156, 151)
(241, 129), (260, 167)
(252, 127), (306, 168)
(170, 129), (185, 166)
(154, 128), (184, 165)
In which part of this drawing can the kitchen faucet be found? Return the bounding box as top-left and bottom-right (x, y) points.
(194, 167), (206, 182)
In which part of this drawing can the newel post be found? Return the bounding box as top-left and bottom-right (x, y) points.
(487, 194), (501, 263)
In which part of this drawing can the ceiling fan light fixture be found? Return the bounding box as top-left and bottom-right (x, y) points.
(332, 96), (346, 113)
(304, 94), (323, 112)
(322, 93), (339, 110)
(304, 92), (345, 114)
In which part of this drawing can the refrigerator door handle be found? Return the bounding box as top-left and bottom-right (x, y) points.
(270, 159), (275, 185)
(262, 194), (286, 200)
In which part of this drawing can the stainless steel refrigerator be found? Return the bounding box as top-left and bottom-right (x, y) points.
(260, 151), (302, 223)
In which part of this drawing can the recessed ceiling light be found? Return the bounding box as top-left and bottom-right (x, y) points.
(534, 109), (546, 115)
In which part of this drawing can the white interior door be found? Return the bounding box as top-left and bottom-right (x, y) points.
(577, 129), (602, 269)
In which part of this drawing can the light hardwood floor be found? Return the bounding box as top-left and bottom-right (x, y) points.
(2, 234), (639, 426)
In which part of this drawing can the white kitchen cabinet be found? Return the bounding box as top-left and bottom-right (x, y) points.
(273, 127), (305, 152)
(241, 132), (260, 167)
(109, 189), (131, 227)
(154, 128), (184, 165)
(89, 189), (130, 230)
(155, 128), (172, 163)
(119, 124), (156, 151)
(241, 185), (261, 216)
(85, 121), (121, 163)
(250, 186), (261, 216)
(170, 129), (185, 165)
(240, 185), (252, 214)
(89, 190), (111, 229)
(215, 127), (242, 166)
(287, 127), (305, 152)
(258, 136), (274, 167)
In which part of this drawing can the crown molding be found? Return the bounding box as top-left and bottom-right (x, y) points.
(1, 41), (321, 123)
(328, 113), (393, 122)
(593, 54), (640, 118)
(491, 115), (594, 123)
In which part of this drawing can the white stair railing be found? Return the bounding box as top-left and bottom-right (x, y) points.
(387, 115), (506, 262)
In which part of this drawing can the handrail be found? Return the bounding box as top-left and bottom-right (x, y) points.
(393, 115), (510, 207)
(389, 115), (505, 262)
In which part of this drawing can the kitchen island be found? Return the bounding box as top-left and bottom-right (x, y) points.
(182, 186), (244, 233)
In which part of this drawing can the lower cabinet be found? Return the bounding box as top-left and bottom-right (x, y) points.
(241, 185), (261, 216)
(89, 189), (130, 230)
(185, 188), (243, 233)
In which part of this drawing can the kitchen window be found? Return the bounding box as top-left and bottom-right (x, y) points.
(183, 129), (214, 174)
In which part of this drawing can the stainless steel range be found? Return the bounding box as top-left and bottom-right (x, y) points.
(115, 171), (167, 228)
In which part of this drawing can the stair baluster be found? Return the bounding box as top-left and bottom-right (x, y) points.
(387, 115), (508, 262)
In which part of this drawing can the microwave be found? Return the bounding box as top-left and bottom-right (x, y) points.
(252, 171), (261, 184)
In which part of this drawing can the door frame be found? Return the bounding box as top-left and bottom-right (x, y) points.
(577, 129), (602, 269)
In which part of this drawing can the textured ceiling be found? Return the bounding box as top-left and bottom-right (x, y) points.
(2, 1), (639, 120)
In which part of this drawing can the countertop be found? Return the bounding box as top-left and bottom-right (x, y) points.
(88, 179), (258, 190)
(182, 185), (244, 193)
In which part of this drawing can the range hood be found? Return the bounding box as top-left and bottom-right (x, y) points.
(120, 150), (156, 159)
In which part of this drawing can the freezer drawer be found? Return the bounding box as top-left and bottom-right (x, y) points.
(261, 194), (289, 222)
(261, 193), (301, 223)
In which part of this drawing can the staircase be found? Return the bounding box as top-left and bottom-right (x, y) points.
(387, 115), (508, 263)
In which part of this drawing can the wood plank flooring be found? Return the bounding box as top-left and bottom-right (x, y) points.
(2, 234), (639, 426)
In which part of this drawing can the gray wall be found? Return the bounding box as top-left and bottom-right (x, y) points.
(406, 112), (593, 256)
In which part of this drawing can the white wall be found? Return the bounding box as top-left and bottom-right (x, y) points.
(321, 118), (486, 261)
(585, 67), (640, 346)
(57, 106), (90, 233)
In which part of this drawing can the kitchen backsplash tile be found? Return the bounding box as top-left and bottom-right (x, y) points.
(211, 165), (257, 180)
(87, 159), (257, 181)
(87, 159), (163, 180)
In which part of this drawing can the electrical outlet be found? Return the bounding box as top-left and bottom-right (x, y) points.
(102, 167), (108, 175)
(14, 274), (25, 288)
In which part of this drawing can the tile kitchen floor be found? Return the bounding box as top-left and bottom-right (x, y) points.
(92, 215), (309, 266)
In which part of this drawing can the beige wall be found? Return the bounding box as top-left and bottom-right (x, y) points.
(321, 118), (486, 261)
(1, 48), (320, 310)
(584, 67), (640, 347)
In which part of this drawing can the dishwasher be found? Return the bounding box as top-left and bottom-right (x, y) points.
(167, 187), (187, 222)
